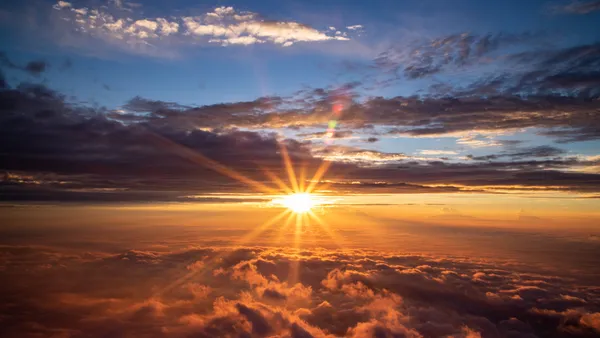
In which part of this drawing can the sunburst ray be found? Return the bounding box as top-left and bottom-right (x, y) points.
(279, 142), (300, 193)
(307, 210), (345, 249)
(305, 160), (332, 193)
(273, 211), (296, 246)
(146, 131), (277, 195)
(237, 209), (292, 244)
(153, 210), (290, 298)
(259, 166), (294, 195)
(287, 213), (303, 284)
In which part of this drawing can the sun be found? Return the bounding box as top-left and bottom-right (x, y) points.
(278, 193), (315, 213)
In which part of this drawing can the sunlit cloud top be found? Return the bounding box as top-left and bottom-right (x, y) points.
(52, 1), (355, 56)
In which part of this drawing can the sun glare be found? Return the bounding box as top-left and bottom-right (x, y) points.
(278, 193), (315, 213)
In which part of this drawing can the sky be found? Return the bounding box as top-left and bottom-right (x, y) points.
(1, 0), (600, 337)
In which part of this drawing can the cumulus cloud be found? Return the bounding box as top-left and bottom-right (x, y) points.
(50, 2), (353, 55)
(53, 1), (72, 9)
(182, 9), (350, 47)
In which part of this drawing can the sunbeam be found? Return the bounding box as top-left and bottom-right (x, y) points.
(146, 130), (278, 195)
(305, 160), (332, 193)
(279, 142), (300, 193)
(259, 166), (295, 194)
(307, 210), (345, 248)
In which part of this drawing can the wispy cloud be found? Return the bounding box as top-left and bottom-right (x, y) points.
(552, 1), (600, 14)
(467, 146), (567, 161)
(419, 150), (458, 156)
(312, 145), (408, 164)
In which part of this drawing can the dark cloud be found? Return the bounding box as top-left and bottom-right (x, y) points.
(540, 71), (600, 90)
(0, 183), (270, 203)
(114, 89), (600, 144)
(0, 69), (6, 89)
(466, 154), (499, 161)
(123, 95), (191, 112)
(0, 52), (48, 76)
(297, 130), (355, 140)
(541, 127), (600, 143)
(0, 81), (599, 201)
(323, 181), (468, 194)
(24, 60), (47, 76)
(341, 158), (600, 194)
(504, 145), (566, 158)
(379, 95), (600, 142)
(0, 83), (320, 200)
(467, 146), (567, 161)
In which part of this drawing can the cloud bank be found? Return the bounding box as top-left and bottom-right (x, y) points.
(1, 79), (600, 201)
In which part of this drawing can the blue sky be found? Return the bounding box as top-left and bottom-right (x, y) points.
(2, 0), (599, 108)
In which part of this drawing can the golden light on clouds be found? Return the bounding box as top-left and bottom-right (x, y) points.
(128, 138), (348, 301)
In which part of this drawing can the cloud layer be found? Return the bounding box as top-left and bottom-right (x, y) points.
(1, 242), (599, 337)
